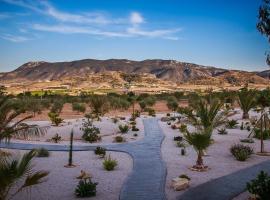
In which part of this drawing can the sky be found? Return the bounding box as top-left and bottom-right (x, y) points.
(0, 0), (269, 72)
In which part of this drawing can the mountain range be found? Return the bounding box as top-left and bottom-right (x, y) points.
(0, 59), (269, 92)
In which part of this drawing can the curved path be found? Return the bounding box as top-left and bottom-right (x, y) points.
(178, 160), (270, 200)
(0, 118), (167, 200)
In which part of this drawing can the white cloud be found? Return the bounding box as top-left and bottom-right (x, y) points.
(2, 0), (182, 40)
(130, 12), (144, 25)
(32, 24), (130, 37)
(0, 33), (30, 42)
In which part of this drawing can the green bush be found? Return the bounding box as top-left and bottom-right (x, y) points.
(51, 133), (61, 143)
(111, 117), (118, 124)
(48, 112), (63, 126)
(230, 144), (253, 161)
(226, 119), (238, 129)
(146, 108), (156, 116)
(114, 135), (124, 143)
(246, 171), (270, 200)
(119, 124), (129, 134)
(131, 125), (139, 131)
(94, 147), (106, 158)
(103, 155), (118, 171)
(72, 102), (86, 113)
(179, 174), (190, 180)
(254, 128), (270, 140)
(36, 148), (50, 157)
(81, 118), (101, 143)
(217, 128), (228, 135)
(75, 179), (98, 197)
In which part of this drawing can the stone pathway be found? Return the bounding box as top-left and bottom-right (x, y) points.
(0, 118), (167, 200)
(178, 159), (270, 200)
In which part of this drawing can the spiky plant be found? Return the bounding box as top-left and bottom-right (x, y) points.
(238, 87), (257, 119)
(0, 150), (49, 200)
(183, 128), (212, 171)
(187, 97), (226, 132)
(0, 96), (32, 142)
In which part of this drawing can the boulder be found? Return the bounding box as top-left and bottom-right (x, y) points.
(171, 177), (189, 191)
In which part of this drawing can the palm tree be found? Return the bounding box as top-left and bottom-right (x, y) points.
(187, 97), (226, 132)
(238, 87), (257, 119)
(0, 150), (49, 200)
(0, 96), (32, 142)
(183, 128), (212, 171)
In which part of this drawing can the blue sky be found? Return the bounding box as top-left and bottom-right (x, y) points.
(0, 0), (269, 72)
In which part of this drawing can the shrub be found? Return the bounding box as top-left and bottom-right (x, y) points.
(170, 116), (176, 121)
(246, 171), (270, 200)
(226, 119), (238, 129)
(36, 148), (50, 157)
(114, 135), (124, 143)
(119, 124), (129, 134)
(133, 133), (138, 137)
(75, 179), (98, 197)
(179, 124), (187, 133)
(174, 136), (183, 141)
(230, 144), (253, 161)
(166, 113), (171, 116)
(103, 155), (118, 171)
(48, 112), (63, 126)
(179, 174), (190, 180)
(217, 128), (228, 135)
(51, 133), (61, 143)
(131, 125), (139, 131)
(240, 138), (254, 143)
(147, 108), (156, 116)
(254, 128), (270, 140)
(94, 147), (106, 158)
(111, 117), (118, 124)
(130, 121), (136, 126)
(81, 117), (101, 143)
(72, 102), (86, 113)
(82, 126), (101, 143)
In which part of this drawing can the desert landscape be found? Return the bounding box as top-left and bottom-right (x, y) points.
(1, 0), (270, 200)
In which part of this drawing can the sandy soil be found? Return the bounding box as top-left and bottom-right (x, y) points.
(11, 115), (145, 145)
(160, 109), (270, 200)
(2, 149), (132, 200)
(17, 100), (188, 121)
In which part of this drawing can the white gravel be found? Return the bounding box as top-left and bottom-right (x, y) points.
(160, 109), (270, 200)
(3, 149), (133, 200)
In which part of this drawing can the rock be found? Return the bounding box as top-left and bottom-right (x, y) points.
(171, 177), (189, 191)
(161, 117), (170, 122)
(76, 170), (92, 180)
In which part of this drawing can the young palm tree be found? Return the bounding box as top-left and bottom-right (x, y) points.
(183, 128), (212, 171)
(0, 96), (32, 142)
(187, 97), (226, 132)
(0, 150), (49, 200)
(238, 87), (257, 119)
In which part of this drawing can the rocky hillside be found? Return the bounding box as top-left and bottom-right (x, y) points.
(0, 59), (269, 85)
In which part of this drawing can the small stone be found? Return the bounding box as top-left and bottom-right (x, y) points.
(171, 177), (190, 191)
(76, 170), (92, 180)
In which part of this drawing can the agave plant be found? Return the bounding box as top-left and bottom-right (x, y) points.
(0, 96), (32, 142)
(0, 150), (49, 200)
(238, 87), (257, 119)
(183, 128), (212, 171)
